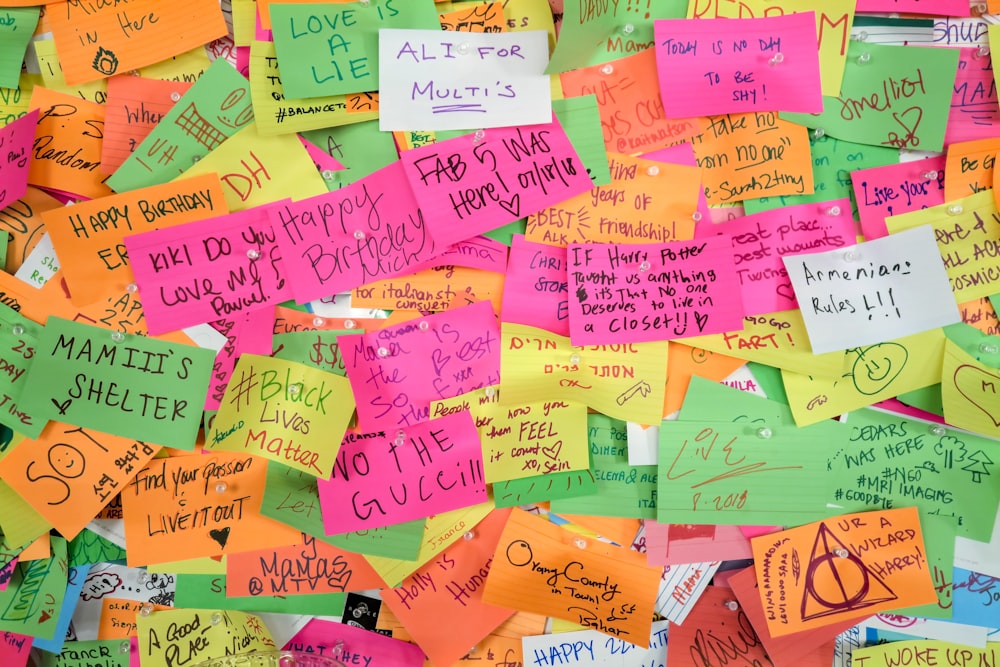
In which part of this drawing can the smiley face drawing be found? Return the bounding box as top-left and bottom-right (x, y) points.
(847, 343), (908, 396)
(48, 443), (86, 479)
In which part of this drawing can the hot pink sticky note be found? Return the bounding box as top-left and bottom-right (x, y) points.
(0, 632), (32, 667)
(0, 109), (37, 211)
(851, 156), (946, 240)
(340, 301), (500, 430)
(417, 236), (509, 274)
(270, 161), (437, 304)
(856, 0), (969, 15)
(695, 199), (856, 315)
(125, 204), (292, 334)
(204, 307), (276, 411)
(567, 237), (745, 345)
(654, 13), (823, 118)
(318, 411), (487, 533)
(284, 618), (425, 667)
(644, 521), (752, 567)
(399, 116), (593, 248)
(0, 557), (17, 592)
(501, 235), (569, 336)
(946, 46), (1000, 146)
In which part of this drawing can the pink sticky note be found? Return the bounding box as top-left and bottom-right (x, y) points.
(0, 632), (32, 667)
(567, 237), (745, 345)
(851, 156), (946, 240)
(399, 116), (593, 248)
(125, 204), (292, 334)
(0, 110), (38, 211)
(0, 557), (17, 592)
(318, 411), (487, 533)
(856, 0), (969, 15)
(340, 301), (500, 429)
(284, 618), (425, 667)
(271, 161), (437, 303)
(946, 47), (1000, 147)
(695, 199), (856, 315)
(501, 235), (569, 336)
(298, 135), (346, 173)
(644, 521), (752, 567)
(654, 14), (823, 118)
(204, 307), (275, 411)
(417, 236), (509, 274)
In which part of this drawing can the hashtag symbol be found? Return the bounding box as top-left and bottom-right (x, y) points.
(882, 467), (893, 481)
(275, 107), (286, 123)
(228, 367), (258, 410)
(834, 489), (843, 500)
(857, 475), (866, 487)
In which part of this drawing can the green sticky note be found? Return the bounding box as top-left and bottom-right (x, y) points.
(898, 385), (944, 416)
(271, 0), (441, 98)
(0, 305), (43, 438)
(38, 640), (130, 667)
(744, 134), (897, 214)
(273, 329), (359, 375)
(832, 407), (1000, 541)
(894, 513), (956, 620)
(782, 41), (959, 153)
(493, 469), (598, 507)
(585, 0), (687, 67)
(553, 95), (612, 187)
(657, 419), (840, 525)
(261, 462), (423, 559)
(746, 362), (788, 405)
(551, 414), (656, 519)
(680, 375), (790, 422)
(107, 59), (253, 193)
(0, 231), (8, 271)
(19, 317), (215, 448)
(67, 530), (127, 569)
(0, 535), (67, 640)
(0, 8), (39, 90)
(302, 120), (399, 183)
(174, 574), (346, 615)
(483, 220), (526, 246)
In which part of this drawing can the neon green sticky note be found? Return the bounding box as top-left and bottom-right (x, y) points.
(782, 41), (958, 153)
(0, 535), (67, 639)
(272, 329), (360, 375)
(173, 574), (346, 616)
(0, 73), (38, 128)
(0, 8), (39, 90)
(67, 530), (127, 568)
(586, 0), (687, 66)
(0, 479), (51, 548)
(0, 305), (43, 438)
(270, 0), (441, 98)
(894, 513), (956, 620)
(493, 469), (598, 507)
(553, 95), (612, 187)
(18, 317), (215, 448)
(38, 640), (129, 667)
(301, 121), (399, 183)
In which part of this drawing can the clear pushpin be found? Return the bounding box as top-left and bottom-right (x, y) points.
(639, 260), (651, 272)
(768, 52), (784, 67)
(834, 548), (850, 558)
(119, 641), (130, 655)
(457, 42), (471, 55)
(948, 204), (964, 216)
(484, 386), (496, 398)
(973, 2), (988, 15)
(856, 30), (869, 41)
(288, 384), (302, 399)
(322, 170), (335, 180)
(622, 23), (635, 34)
(600, 63), (614, 75)
(573, 537), (587, 549)
(857, 51), (871, 65)
(724, 600), (739, 611)
(353, 230), (366, 240)
(979, 342), (999, 354)
(192, 156), (200, 163)
(976, 45), (991, 58)
(646, 166), (660, 176)
(313, 317), (325, 327)
(922, 170), (939, 180)
(377, 346), (390, 357)
(126, 283), (138, 293)
(395, 430), (406, 446)
(473, 129), (486, 143)
(344, 319), (356, 329)
(137, 571), (149, 584)
(215, 481), (228, 493)
(929, 424), (946, 437)
(332, 640), (345, 659)
(843, 250), (858, 262)
(827, 206), (842, 216)
(418, 321), (429, 331)
(812, 128), (825, 140)
(210, 612), (223, 625)
(111, 331), (125, 343)
(11, 324), (24, 336)
(569, 352), (581, 364)
(692, 211), (703, 222)
(756, 427), (773, 439)
(246, 248), (261, 260)
(463, 530), (475, 541)
(170, 92), (181, 102)
(358, 0), (370, 5)
(139, 604), (154, 616)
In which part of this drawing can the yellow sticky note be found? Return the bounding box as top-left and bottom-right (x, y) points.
(886, 190), (1000, 302)
(0, 479), (52, 549)
(942, 338), (1000, 437)
(991, 25), (1000, 97)
(0, 73), (39, 128)
(432, 389), (590, 482)
(683, 310), (846, 377)
(209, 354), (355, 478)
(365, 501), (494, 587)
(501, 323), (668, 424)
(688, 0), (854, 97)
(178, 122), (328, 211)
(232, 0), (258, 46)
(138, 47), (211, 83)
(33, 39), (108, 104)
(853, 641), (1000, 667)
(782, 329), (946, 426)
(137, 609), (275, 667)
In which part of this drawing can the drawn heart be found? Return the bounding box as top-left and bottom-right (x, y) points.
(209, 527), (231, 549)
(498, 194), (520, 217)
(954, 364), (1000, 427)
(776, 282), (796, 303)
(431, 349), (451, 377)
(542, 440), (563, 460)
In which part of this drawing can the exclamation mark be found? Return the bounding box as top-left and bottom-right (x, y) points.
(786, 333), (794, 346)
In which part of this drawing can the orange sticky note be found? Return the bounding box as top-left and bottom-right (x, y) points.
(28, 86), (113, 199)
(352, 267), (505, 314)
(382, 508), (516, 667)
(944, 137), (1000, 201)
(48, 0), (227, 85)
(1, 186), (61, 274)
(439, 2), (506, 32)
(482, 508), (661, 646)
(97, 598), (171, 639)
(750, 507), (937, 637)
(41, 172), (227, 306)
(959, 297), (999, 336)
(121, 452), (301, 566)
(0, 422), (160, 540)
(101, 76), (192, 174)
(664, 343), (746, 416)
(225, 532), (386, 596)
